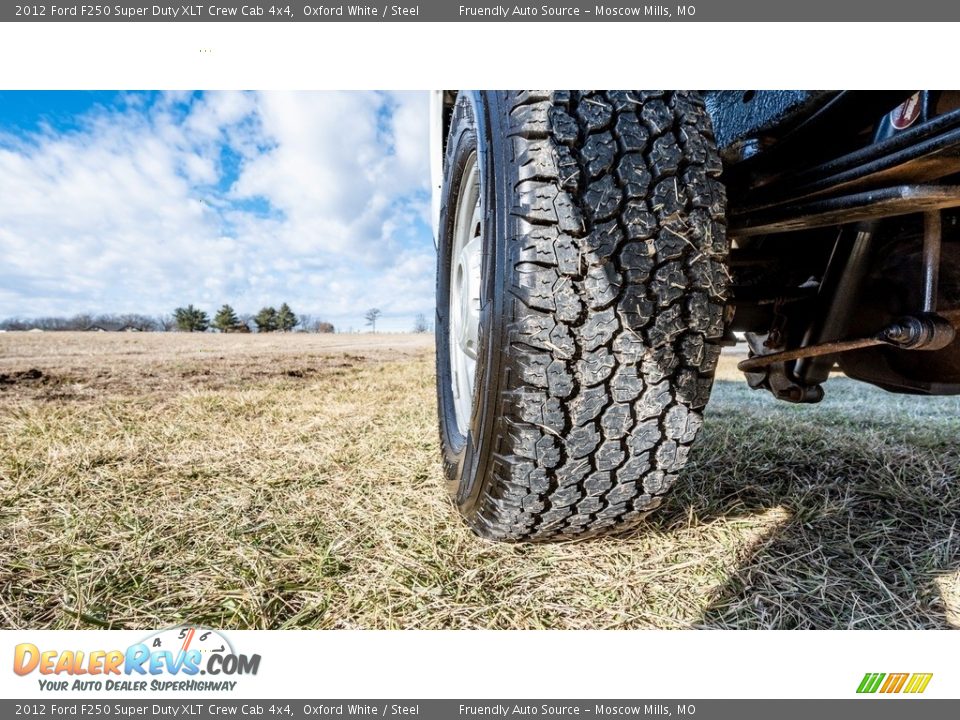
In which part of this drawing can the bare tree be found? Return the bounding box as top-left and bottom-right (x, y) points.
(117, 313), (157, 331)
(0, 313), (160, 331)
(365, 308), (382, 333)
(301, 314), (335, 333)
(412, 313), (429, 333)
(71, 314), (94, 330)
(237, 313), (254, 332)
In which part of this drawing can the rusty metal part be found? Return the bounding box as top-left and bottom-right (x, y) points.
(737, 309), (960, 373)
(730, 185), (960, 238)
(743, 332), (826, 403)
(922, 210), (942, 313)
(881, 312), (957, 350)
(738, 336), (884, 372)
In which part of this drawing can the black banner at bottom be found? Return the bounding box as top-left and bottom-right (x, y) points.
(2, 700), (955, 720)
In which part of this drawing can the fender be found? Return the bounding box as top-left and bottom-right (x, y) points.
(430, 90), (459, 246)
(429, 90), (445, 246)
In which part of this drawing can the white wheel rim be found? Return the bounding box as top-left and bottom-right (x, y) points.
(449, 153), (483, 436)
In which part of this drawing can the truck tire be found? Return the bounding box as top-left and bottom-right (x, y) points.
(436, 91), (729, 542)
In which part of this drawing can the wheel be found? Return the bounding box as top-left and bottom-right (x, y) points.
(436, 91), (729, 542)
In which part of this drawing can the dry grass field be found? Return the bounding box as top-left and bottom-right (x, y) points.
(1, 331), (959, 630)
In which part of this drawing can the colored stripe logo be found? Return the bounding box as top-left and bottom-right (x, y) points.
(857, 672), (933, 694)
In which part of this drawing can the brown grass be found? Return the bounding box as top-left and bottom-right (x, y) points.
(1, 331), (958, 629)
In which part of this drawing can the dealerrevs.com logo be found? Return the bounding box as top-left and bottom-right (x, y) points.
(13, 627), (261, 693)
(857, 673), (933, 694)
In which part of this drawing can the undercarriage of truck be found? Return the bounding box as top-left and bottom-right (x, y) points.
(709, 90), (960, 402)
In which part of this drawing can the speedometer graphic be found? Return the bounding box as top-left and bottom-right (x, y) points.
(140, 626), (235, 661)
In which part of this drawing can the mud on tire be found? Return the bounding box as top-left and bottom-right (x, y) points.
(436, 91), (729, 542)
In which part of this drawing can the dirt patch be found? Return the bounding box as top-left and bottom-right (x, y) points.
(0, 368), (76, 396)
(0, 368), (45, 385)
(0, 332), (431, 401)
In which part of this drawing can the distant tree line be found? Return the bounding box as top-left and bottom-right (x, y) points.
(1, 305), (434, 334)
(167, 302), (334, 333)
(0, 313), (162, 332)
(0, 303), (338, 334)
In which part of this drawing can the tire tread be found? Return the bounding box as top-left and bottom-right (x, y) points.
(467, 90), (729, 542)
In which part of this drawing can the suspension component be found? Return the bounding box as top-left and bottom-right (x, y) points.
(880, 312), (956, 350)
(921, 209), (942, 313)
(738, 310), (960, 373)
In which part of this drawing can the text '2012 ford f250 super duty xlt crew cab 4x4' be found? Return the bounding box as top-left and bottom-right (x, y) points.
(430, 91), (960, 542)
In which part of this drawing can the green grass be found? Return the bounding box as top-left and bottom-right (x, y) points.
(0, 333), (958, 629)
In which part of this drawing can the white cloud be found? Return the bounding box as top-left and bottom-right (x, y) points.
(0, 91), (434, 332)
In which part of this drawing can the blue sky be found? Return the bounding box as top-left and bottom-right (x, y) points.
(0, 91), (434, 332)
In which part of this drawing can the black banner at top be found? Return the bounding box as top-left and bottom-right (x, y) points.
(4, 0), (960, 22)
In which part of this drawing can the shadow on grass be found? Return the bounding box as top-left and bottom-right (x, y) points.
(649, 378), (960, 629)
